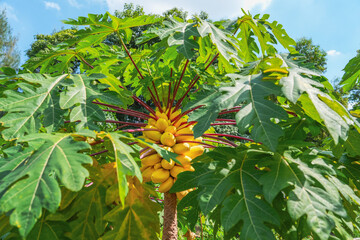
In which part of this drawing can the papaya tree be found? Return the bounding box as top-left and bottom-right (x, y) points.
(1, 9), (360, 240)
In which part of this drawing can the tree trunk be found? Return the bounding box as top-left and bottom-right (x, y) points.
(162, 192), (177, 240)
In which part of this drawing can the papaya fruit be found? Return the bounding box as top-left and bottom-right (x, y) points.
(170, 166), (185, 178)
(141, 153), (162, 167)
(142, 167), (155, 182)
(165, 126), (177, 134)
(158, 177), (174, 193)
(176, 155), (192, 166)
(161, 132), (176, 147)
(170, 109), (181, 120)
(148, 118), (157, 126)
(176, 127), (193, 135)
(185, 145), (204, 159)
(176, 190), (188, 200)
(154, 162), (162, 170)
(151, 168), (170, 183)
(173, 117), (187, 128)
(172, 143), (190, 155)
(144, 125), (162, 141)
(156, 118), (169, 132)
(176, 134), (194, 142)
(161, 159), (175, 170)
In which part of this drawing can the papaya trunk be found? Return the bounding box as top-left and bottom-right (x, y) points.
(162, 192), (178, 240)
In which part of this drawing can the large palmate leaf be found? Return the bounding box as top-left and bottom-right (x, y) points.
(99, 132), (142, 205)
(188, 73), (288, 151)
(340, 53), (360, 92)
(0, 74), (68, 140)
(198, 20), (240, 63)
(173, 147), (280, 239)
(0, 133), (92, 237)
(260, 150), (350, 240)
(60, 74), (106, 130)
(156, 18), (200, 59)
(279, 54), (356, 143)
(101, 177), (161, 240)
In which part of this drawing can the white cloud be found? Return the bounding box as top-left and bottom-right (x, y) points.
(0, 2), (18, 21)
(44, 1), (61, 11)
(68, 0), (81, 8)
(105, 0), (273, 19)
(327, 50), (341, 56)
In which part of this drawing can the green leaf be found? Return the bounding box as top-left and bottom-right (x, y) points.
(198, 20), (240, 63)
(0, 133), (92, 237)
(189, 73), (288, 151)
(0, 74), (68, 140)
(100, 178), (161, 240)
(103, 132), (142, 205)
(341, 53), (360, 92)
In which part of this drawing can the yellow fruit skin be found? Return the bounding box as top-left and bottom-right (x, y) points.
(185, 146), (204, 159)
(176, 127), (193, 135)
(172, 143), (190, 155)
(154, 163), (162, 170)
(161, 159), (175, 169)
(176, 155), (192, 166)
(170, 166), (185, 178)
(148, 118), (157, 126)
(151, 169), (170, 183)
(161, 132), (176, 147)
(173, 118), (187, 128)
(144, 125), (162, 141)
(184, 165), (195, 172)
(156, 118), (169, 132)
(165, 126), (177, 134)
(142, 167), (155, 182)
(162, 146), (174, 153)
(158, 177), (174, 193)
(141, 154), (162, 167)
(176, 134), (194, 142)
(170, 109), (181, 120)
(188, 137), (202, 146)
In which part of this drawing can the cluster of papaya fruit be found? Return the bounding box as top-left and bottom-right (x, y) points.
(139, 108), (204, 199)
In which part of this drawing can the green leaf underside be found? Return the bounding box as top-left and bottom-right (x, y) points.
(0, 133), (92, 237)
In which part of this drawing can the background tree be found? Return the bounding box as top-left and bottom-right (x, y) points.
(0, 9), (20, 69)
(295, 37), (327, 72)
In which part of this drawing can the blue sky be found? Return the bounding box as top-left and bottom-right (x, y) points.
(1, 0), (359, 83)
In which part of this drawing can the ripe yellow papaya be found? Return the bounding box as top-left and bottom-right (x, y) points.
(172, 143), (190, 154)
(148, 118), (157, 126)
(154, 162), (162, 170)
(142, 167), (155, 182)
(151, 168), (170, 183)
(141, 153), (162, 167)
(156, 118), (169, 132)
(170, 165), (185, 178)
(161, 132), (176, 147)
(165, 126), (177, 134)
(156, 112), (168, 120)
(170, 109), (181, 120)
(162, 146), (174, 153)
(185, 145), (204, 159)
(184, 164), (195, 172)
(176, 127), (193, 135)
(144, 125), (162, 141)
(173, 118), (187, 128)
(176, 134), (194, 142)
(176, 155), (192, 166)
(158, 177), (174, 193)
(161, 159), (175, 169)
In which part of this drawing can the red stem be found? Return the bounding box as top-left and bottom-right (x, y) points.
(148, 86), (163, 111)
(202, 135), (237, 147)
(152, 81), (162, 109)
(119, 36), (144, 79)
(132, 95), (158, 118)
(203, 138), (235, 147)
(90, 150), (109, 156)
(170, 60), (189, 112)
(172, 105), (203, 124)
(218, 109), (240, 115)
(215, 119), (236, 122)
